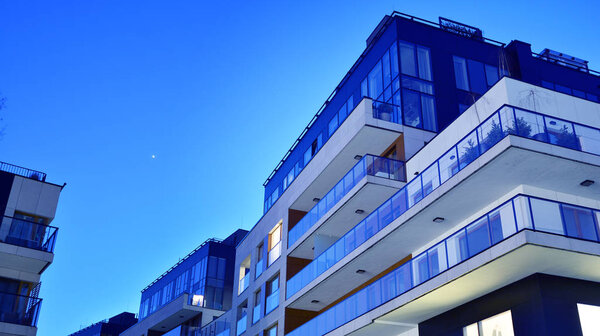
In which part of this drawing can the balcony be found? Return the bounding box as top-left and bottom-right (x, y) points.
(255, 259), (264, 279)
(0, 292), (41, 328)
(0, 216), (57, 252)
(268, 242), (281, 266)
(272, 98), (433, 223)
(288, 194), (600, 336)
(0, 216), (58, 275)
(288, 155), (405, 248)
(285, 102), (600, 307)
(236, 314), (247, 336)
(252, 304), (261, 324)
(265, 289), (279, 315)
(0, 161), (46, 182)
(121, 293), (225, 336)
(238, 273), (250, 295)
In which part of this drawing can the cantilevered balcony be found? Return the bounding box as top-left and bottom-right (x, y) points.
(288, 155), (405, 253)
(0, 216), (57, 275)
(0, 292), (41, 335)
(288, 195), (600, 336)
(121, 293), (225, 336)
(278, 98), (434, 224)
(285, 98), (600, 309)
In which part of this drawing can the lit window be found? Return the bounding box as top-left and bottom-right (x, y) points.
(268, 222), (282, 266)
(578, 303), (600, 335)
(463, 310), (514, 336)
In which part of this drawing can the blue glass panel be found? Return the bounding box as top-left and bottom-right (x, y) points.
(467, 59), (486, 94)
(555, 84), (572, 95)
(573, 89), (586, 99)
(368, 61), (384, 99)
(417, 47), (432, 81)
(466, 217), (490, 256)
(575, 124), (600, 155)
(421, 95), (436, 132)
(477, 114), (503, 153)
(399, 42), (417, 77)
(402, 89), (422, 128)
(541, 80), (554, 89)
(401, 76), (433, 94)
(530, 198), (564, 235)
(453, 56), (469, 91)
(439, 147), (459, 183)
(561, 204), (598, 241)
(457, 131), (480, 169)
(383, 51), (391, 87)
(488, 202), (516, 244)
(545, 117), (578, 150)
(484, 64), (499, 87)
(514, 109), (546, 140)
(390, 42), (399, 79)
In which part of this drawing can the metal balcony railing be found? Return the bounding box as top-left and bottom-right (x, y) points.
(0, 216), (58, 252)
(286, 104), (600, 299)
(0, 161), (46, 182)
(0, 292), (42, 327)
(288, 194), (600, 336)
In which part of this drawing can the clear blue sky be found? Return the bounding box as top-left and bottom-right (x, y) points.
(0, 0), (598, 334)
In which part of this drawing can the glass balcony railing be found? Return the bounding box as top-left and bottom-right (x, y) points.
(268, 242), (281, 266)
(0, 161), (46, 182)
(1, 216), (58, 253)
(265, 289), (279, 315)
(288, 154), (406, 248)
(286, 104), (600, 299)
(288, 195), (600, 336)
(238, 273), (250, 295)
(236, 314), (247, 336)
(252, 304), (261, 324)
(0, 292), (42, 327)
(255, 259), (264, 279)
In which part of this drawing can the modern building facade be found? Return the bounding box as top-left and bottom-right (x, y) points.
(68, 312), (138, 336)
(121, 229), (247, 336)
(0, 161), (63, 336)
(124, 12), (600, 336)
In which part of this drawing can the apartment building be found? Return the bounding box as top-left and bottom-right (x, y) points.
(0, 161), (63, 336)
(124, 12), (600, 336)
(121, 230), (247, 336)
(68, 312), (137, 336)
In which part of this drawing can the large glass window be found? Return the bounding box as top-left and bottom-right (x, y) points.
(453, 56), (503, 96)
(578, 303), (600, 336)
(463, 310), (514, 336)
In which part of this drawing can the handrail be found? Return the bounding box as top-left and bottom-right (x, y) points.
(288, 154), (406, 248)
(286, 103), (600, 298)
(0, 291), (42, 327)
(288, 194), (600, 336)
(0, 161), (46, 182)
(1, 216), (58, 252)
(533, 52), (600, 76)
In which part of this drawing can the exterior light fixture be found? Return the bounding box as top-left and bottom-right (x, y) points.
(313, 197), (321, 202)
(355, 209), (365, 214)
(354, 155), (363, 160)
(311, 300), (320, 304)
(581, 180), (595, 187)
(433, 217), (445, 223)
(356, 269), (366, 274)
